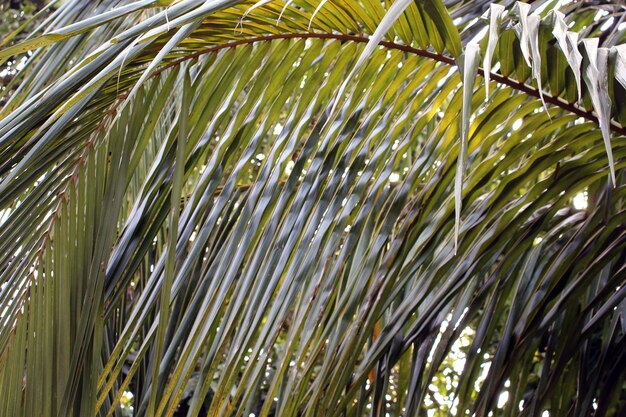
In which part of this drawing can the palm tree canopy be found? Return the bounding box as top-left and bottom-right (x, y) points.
(0, 1), (625, 416)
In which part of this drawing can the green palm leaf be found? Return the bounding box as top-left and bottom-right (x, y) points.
(0, 1), (624, 416)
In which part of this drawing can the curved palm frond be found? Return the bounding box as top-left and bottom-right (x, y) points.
(0, 1), (625, 417)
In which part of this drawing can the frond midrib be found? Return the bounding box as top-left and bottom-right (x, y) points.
(148, 31), (626, 136)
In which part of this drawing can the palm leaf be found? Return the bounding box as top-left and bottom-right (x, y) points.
(0, 1), (625, 417)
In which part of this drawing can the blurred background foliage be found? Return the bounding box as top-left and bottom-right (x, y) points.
(0, 0), (50, 105)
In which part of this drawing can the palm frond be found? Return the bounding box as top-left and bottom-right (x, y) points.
(0, 1), (625, 417)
